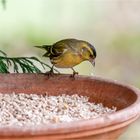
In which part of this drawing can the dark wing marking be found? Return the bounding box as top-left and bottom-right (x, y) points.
(49, 42), (68, 58)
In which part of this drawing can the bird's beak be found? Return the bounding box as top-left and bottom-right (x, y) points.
(89, 58), (95, 67)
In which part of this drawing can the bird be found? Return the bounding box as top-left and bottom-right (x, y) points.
(35, 38), (96, 77)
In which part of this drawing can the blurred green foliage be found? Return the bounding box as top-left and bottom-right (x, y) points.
(1, 0), (6, 9)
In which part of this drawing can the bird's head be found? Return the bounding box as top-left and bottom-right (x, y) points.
(80, 41), (96, 67)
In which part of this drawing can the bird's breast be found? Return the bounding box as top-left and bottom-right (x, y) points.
(51, 52), (84, 68)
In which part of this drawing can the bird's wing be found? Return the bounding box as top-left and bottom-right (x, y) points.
(50, 42), (68, 58)
(60, 39), (79, 53)
(64, 39), (80, 54)
(50, 39), (80, 58)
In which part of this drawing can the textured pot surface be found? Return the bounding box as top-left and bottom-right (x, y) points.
(0, 74), (140, 140)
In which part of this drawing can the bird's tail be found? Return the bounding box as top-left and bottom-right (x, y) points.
(34, 45), (52, 57)
(34, 45), (52, 50)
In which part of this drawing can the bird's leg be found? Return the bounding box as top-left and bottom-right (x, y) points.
(50, 65), (54, 73)
(71, 68), (78, 78)
(45, 65), (54, 76)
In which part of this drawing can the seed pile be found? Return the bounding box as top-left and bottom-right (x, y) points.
(0, 93), (116, 126)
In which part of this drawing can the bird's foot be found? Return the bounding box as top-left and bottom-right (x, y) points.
(45, 70), (54, 77)
(70, 71), (78, 78)
(70, 68), (78, 78)
(45, 66), (55, 77)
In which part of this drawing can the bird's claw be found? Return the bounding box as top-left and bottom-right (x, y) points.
(70, 71), (78, 78)
(45, 69), (54, 77)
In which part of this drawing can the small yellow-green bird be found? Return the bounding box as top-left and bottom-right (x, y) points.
(35, 38), (96, 76)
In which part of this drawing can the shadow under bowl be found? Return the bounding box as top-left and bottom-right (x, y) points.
(0, 74), (140, 140)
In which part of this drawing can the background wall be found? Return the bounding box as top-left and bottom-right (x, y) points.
(0, 0), (140, 139)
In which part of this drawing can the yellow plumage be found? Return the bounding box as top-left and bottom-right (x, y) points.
(35, 38), (96, 76)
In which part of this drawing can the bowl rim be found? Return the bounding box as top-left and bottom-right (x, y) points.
(0, 74), (140, 136)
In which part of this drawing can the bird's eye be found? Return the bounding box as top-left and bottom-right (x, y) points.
(81, 47), (88, 53)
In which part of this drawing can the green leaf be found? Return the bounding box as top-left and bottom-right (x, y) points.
(0, 50), (7, 56)
(0, 59), (9, 73)
(0, 50), (60, 73)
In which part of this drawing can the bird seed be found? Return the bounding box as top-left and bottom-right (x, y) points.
(0, 93), (117, 126)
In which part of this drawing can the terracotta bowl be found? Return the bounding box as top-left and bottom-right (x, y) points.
(0, 74), (140, 140)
